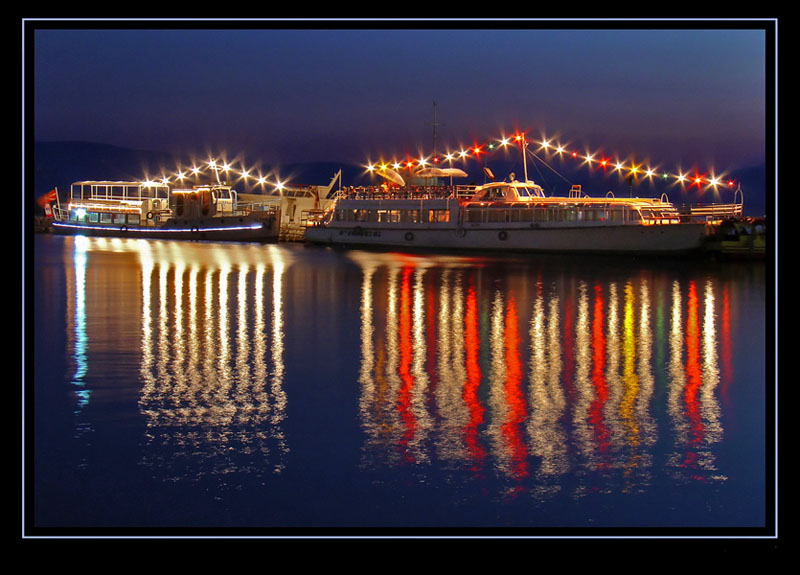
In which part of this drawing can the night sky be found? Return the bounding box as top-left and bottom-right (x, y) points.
(29, 21), (771, 183)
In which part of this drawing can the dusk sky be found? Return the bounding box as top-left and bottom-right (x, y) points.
(29, 21), (771, 180)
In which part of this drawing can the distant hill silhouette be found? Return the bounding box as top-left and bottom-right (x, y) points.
(31, 141), (768, 217)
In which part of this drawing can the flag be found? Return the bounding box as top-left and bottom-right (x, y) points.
(37, 189), (58, 217)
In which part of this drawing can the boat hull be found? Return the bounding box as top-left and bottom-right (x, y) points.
(51, 215), (279, 242)
(304, 222), (711, 255)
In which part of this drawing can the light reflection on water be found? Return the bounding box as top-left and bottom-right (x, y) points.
(63, 237), (291, 484)
(351, 250), (739, 499)
(37, 235), (768, 529)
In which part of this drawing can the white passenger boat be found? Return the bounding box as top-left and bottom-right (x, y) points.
(50, 180), (281, 242)
(303, 176), (736, 255)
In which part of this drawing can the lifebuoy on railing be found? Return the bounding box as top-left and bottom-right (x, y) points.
(404, 231), (414, 241)
(146, 211), (154, 220)
(191, 226), (199, 234)
(498, 231), (508, 241)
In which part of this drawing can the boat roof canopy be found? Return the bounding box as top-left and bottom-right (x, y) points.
(469, 180), (545, 202)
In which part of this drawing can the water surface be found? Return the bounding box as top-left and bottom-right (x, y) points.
(28, 234), (772, 536)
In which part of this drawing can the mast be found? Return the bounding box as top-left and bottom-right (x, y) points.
(521, 133), (529, 182)
(432, 100), (438, 160)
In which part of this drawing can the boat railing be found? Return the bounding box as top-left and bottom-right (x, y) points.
(568, 184), (583, 198)
(51, 205), (69, 221)
(69, 181), (170, 202)
(336, 185), (473, 201)
(676, 202), (743, 222)
(234, 199), (281, 216)
(454, 185), (479, 198)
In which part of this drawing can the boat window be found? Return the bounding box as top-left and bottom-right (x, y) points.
(564, 207), (578, 222)
(516, 187), (530, 198)
(487, 209), (507, 223)
(99, 212), (113, 223)
(377, 210), (400, 223)
(428, 209), (449, 223)
(200, 190), (212, 216)
(477, 186), (507, 201)
(404, 209), (421, 223)
(467, 209), (483, 223)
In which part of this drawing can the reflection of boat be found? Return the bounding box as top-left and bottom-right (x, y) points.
(51, 180), (281, 242)
(350, 249), (729, 484)
(305, 178), (729, 255)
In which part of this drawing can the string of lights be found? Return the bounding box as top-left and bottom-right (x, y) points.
(138, 129), (738, 194)
(365, 131), (738, 192)
(141, 157), (292, 193)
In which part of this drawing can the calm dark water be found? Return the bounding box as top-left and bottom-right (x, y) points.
(28, 234), (772, 537)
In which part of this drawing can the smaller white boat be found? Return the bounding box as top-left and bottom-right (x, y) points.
(50, 180), (281, 242)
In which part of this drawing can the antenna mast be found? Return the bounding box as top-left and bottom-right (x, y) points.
(432, 100), (439, 160)
(521, 133), (529, 182)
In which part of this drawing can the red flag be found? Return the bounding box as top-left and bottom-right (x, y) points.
(37, 189), (58, 217)
(37, 188), (57, 206)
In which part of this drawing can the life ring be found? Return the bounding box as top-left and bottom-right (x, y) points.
(120, 226), (128, 233)
(498, 231), (508, 241)
(456, 228), (466, 238)
(191, 226), (199, 234)
(404, 231), (414, 241)
(146, 211), (154, 220)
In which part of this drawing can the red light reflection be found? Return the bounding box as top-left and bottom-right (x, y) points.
(463, 282), (486, 470)
(682, 281), (704, 475)
(590, 284), (611, 466)
(397, 265), (416, 463)
(503, 296), (528, 480)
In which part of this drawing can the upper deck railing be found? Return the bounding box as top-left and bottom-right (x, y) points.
(69, 180), (170, 202)
(676, 202), (744, 221)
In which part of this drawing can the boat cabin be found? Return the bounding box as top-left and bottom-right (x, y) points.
(60, 180), (170, 226)
(467, 180), (546, 203)
(170, 184), (236, 218)
(462, 182), (685, 226)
